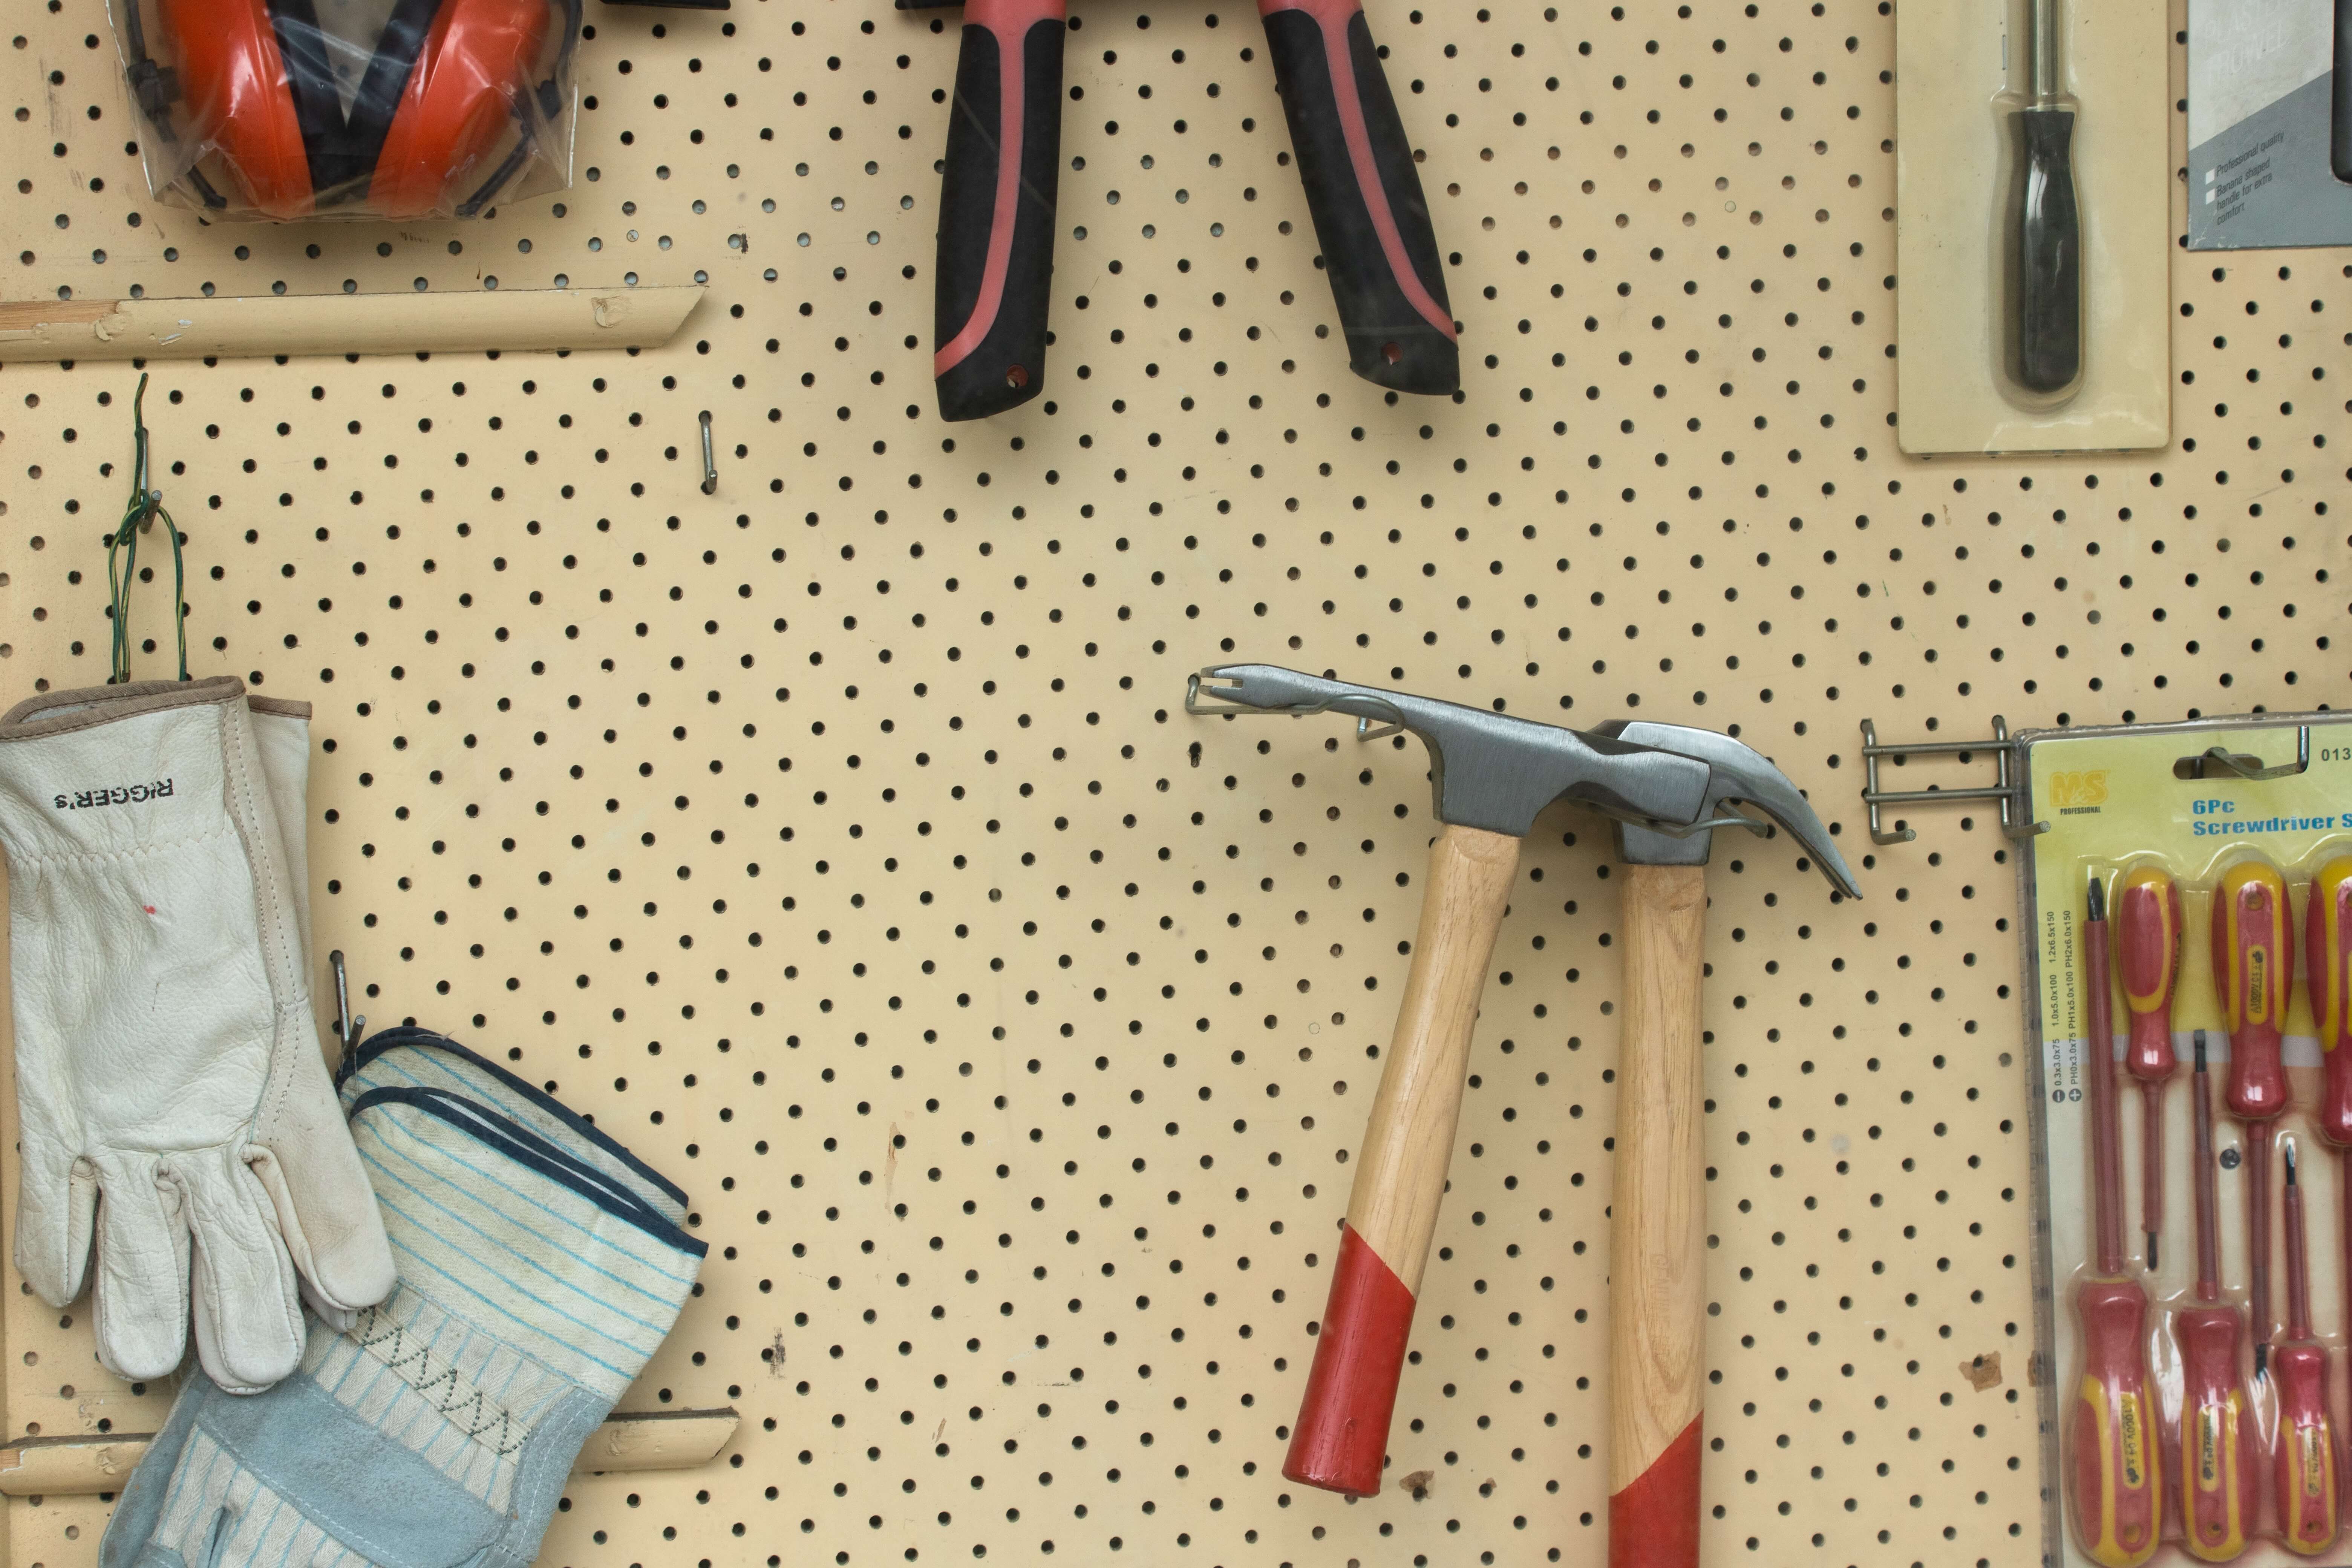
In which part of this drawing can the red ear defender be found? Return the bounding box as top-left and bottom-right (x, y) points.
(159, 0), (315, 218)
(138, 0), (561, 220)
(370, 0), (550, 219)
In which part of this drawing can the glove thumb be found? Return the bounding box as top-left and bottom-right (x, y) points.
(250, 1012), (394, 1317)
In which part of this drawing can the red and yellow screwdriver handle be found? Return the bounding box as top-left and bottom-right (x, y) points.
(2115, 864), (2181, 1084)
(2273, 1338), (2341, 1554)
(2215, 859), (2293, 1121)
(2069, 1276), (2162, 1567)
(2305, 856), (2352, 1145)
(2177, 1303), (2258, 1563)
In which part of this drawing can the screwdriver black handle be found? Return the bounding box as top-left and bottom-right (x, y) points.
(2007, 103), (2082, 398)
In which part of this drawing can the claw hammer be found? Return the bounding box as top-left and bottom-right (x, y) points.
(1188, 668), (1858, 1559)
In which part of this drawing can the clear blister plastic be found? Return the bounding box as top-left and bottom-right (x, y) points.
(105, 0), (581, 222)
(2015, 714), (2352, 1565)
(1892, 0), (2170, 452)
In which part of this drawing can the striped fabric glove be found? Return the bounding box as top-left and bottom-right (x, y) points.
(334, 1026), (691, 1234)
(100, 1031), (705, 1568)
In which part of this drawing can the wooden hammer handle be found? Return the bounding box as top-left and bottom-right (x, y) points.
(1283, 822), (1520, 1497)
(1608, 862), (1710, 1568)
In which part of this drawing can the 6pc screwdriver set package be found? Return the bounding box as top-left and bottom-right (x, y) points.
(2018, 717), (2352, 1566)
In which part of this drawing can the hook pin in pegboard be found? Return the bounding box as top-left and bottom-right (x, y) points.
(327, 949), (366, 1055)
(2174, 727), (2311, 781)
(699, 411), (718, 496)
(1859, 716), (2048, 845)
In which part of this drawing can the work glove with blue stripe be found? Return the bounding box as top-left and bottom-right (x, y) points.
(101, 1029), (706, 1568)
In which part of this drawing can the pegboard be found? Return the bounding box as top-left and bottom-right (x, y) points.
(0, 0), (2347, 1562)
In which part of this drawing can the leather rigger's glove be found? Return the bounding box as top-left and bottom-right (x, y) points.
(102, 1029), (707, 1568)
(0, 677), (394, 1391)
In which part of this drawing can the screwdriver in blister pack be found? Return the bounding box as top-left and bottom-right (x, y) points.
(2113, 865), (2181, 1273)
(2069, 874), (2161, 1568)
(2180, 1032), (2258, 1563)
(2271, 1138), (2341, 1556)
(2215, 858), (2293, 1379)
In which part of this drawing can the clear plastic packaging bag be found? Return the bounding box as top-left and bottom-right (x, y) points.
(107, 0), (580, 222)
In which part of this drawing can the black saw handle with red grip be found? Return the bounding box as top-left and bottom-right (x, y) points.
(918, 0), (1066, 421)
(1258, 0), (1457, 395)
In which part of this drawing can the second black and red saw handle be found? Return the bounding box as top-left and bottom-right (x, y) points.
(915, 0), (1456, 420)
(1257, 0), (1457, 395)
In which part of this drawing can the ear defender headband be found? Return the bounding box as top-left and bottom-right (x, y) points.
(122, 0), (577, 219)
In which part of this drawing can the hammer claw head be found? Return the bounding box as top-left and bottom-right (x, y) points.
(1188, 666), (1857, 897)
(1187, 665), (1717, 839)
(1591, 718), (1860, 897)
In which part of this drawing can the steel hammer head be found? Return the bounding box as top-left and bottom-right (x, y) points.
(1187, 665), (1719, 840)
(1589, 718), (1860, 897)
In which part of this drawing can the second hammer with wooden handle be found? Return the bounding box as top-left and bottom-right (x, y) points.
(1185, 666), (1857, 1517)
(1589, 718), (1860, 1566)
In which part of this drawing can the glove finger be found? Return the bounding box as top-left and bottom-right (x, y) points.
(12, 1147), (98, 1310)
(89, 1153), (190, 1382)
(180, 1152), (303, 1395)
(295, 1274), (360, 1336)
(250, 1016), (394, 1316)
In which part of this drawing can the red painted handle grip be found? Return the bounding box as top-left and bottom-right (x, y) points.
(1283, 1224), (1415, 1496)
(2114, 866), (2180, 1084)
(2215, 860), (2292, 1121)
(1607, 1417), (1704, 1568)
(2177, 1303), (2257, 1562)
(2273, 1340), (2342, 1554)
(2067, 1276), (2161, 1566)
(2306, 857), (2352, 1145)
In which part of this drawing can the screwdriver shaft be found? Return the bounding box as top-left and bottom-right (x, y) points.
(2250, 1125), (2274, 1374)
(2027, 0), (2062, 103)
(2085, 883), (2125, 1275)
(2194, 1036), (2222, 1299)
(2181, 1034), (2256, 1562)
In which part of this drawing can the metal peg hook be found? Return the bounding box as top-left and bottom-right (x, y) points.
(1646, 806), (1773, 842)
(1858, 715), (2046, 844)
(328, 949), (366, 1055)
(2176, 727), (2311, 782)
(1184, 671), (1407, 741)
(699, 410), (717, 496)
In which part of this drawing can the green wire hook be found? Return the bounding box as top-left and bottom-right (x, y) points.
(106, 372), (188, 685)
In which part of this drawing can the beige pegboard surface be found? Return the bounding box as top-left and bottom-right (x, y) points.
(0, 0), (2348, 1562)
